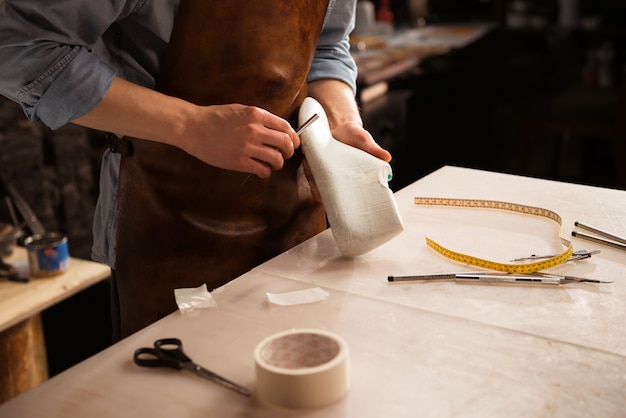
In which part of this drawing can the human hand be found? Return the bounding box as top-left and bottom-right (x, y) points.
(331, 121), (392, 163)
(180, 104), (300, 178)
(73, 78), (300, 178)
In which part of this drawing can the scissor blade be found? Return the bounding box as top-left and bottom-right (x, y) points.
(182, 362), (252, 397)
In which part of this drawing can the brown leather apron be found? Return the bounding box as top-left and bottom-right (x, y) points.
(114, 0), (329, 338)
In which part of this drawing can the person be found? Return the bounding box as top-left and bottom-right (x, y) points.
(0, 0), (392, 338)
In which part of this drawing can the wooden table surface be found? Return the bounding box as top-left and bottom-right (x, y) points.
(0, 247), (111, 333)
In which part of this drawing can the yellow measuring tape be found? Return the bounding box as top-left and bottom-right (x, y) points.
(414, 197), (574, 273)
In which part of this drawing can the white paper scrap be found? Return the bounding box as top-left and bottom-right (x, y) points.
(266, 287), (330, 306)
(174, 283), (218, 314)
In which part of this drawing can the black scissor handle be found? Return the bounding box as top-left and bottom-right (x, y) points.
(133, 338), (191, 369)
(154, 338), (192, 363)
(133, 347), (179, 369)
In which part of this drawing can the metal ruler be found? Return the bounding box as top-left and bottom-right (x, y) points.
(414, 197), (574, 273)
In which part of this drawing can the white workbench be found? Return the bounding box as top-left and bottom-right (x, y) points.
(1, 166), (624, 417)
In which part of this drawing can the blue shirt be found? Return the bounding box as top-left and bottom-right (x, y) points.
(0, 0), (357, 267)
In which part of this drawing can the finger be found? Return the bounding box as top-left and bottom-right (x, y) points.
(364, 142), (392, 163)
(265, 131), (296, 159)
(249, 144), (286, 172)
(248, 158), (273, 179)
(259, 113), (299, 150)
(332, 123), (392, 163)
(248, 121), (295, 159)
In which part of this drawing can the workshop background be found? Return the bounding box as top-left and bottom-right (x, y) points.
(0, 0), (624, 376)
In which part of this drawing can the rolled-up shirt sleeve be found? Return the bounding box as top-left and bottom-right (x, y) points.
(309, 0), (358, 94)
(15, 46), (116, 130)
(0, 1), (132, 129)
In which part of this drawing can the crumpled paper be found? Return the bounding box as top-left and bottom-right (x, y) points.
(174, 283), (217, 314)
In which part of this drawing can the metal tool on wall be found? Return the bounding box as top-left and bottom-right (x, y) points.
(0, 179), (39, 281)
(2, 182), (46, 237)
(0, 177), (69, 279)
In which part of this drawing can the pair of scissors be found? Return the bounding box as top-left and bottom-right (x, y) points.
(133, 338), (252, 397)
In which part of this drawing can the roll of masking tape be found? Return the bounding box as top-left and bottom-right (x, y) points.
(254, 329), (350, 409)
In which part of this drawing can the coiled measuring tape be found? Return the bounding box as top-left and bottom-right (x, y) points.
(414, 197), (574, 274)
